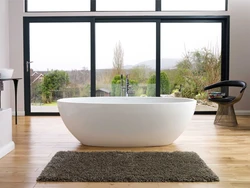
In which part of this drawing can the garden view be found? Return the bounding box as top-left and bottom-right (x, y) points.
(30, 42), (220, 111)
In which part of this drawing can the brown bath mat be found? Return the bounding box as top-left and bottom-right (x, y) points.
(37, 151), (219, 182)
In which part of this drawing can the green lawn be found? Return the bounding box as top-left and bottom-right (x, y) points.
(31, 102), (57, 106)
(43, 102), (57, 106)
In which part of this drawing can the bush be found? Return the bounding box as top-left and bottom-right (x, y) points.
(146, 72), (170, 96)
(42, 70), (69, 103)
(195, 92), (207, 100)
(181, 86), (197, 98)
(111, 75), (138, 96)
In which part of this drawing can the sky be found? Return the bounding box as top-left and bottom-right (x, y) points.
(28, 0), (226, 11)
(28, 1), (223, 71)
(30, 22), (221, 71)
(161, 0), (225, 11)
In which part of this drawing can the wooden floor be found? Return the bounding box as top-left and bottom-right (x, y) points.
(0, 115), (250, 188)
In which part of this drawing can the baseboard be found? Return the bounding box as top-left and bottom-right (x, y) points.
(10, 110), (250, 116)
(0, 141), (15, 159)
(235, 110), (250, 116)
(12, 111), (25, 116)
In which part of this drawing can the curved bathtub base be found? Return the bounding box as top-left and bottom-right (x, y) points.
(58, 97), (196, 147)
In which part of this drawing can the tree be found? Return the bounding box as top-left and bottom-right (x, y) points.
(174, 47), (221, 98)
(31, 81), (43, 103)
(111, 75), (122, 96)
(146, 72), (170, 96)
(146, 74), (156, 97)
(112, 41), (124, 75)
(129, 65), (151, 84)
(42, 70), (69, 103)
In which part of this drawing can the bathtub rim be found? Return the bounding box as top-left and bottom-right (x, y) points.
(57, 97), (196, 105)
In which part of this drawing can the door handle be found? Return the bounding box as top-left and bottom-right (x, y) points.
(26, 61), (33, 72)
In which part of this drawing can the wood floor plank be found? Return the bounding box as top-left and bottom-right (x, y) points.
(0, 183), (35, 188)
(0, 115), (249, 188)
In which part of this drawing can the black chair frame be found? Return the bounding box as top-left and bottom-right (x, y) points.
(204, 80), (247, 126)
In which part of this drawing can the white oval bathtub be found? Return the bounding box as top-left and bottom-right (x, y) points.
(57, 97), (196, 147)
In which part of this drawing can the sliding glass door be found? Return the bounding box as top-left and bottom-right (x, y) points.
(161, 22), (222, 111)
(24, 20), (91, 114)
(24, 17), (229, 115)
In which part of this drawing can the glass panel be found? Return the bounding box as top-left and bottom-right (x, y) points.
(162, 0), (226, 11)
(96, 23), (156, 97)
(27, 0), (90, 12)
(161, 23), (221, 111)
(30, 23), (90, 112)
(96, 0), (155, 11)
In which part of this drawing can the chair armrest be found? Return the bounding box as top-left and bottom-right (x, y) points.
(204, 82), (223, 91)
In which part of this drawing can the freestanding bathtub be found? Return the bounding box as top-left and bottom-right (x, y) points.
(57, 97), (196, 147)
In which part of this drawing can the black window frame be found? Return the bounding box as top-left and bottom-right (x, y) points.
(23, 15), (229, 116)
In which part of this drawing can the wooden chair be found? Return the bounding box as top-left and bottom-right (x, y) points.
(204, 80), (247, 126)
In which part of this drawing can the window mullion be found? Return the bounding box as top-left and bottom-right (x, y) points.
(91, 0), (96, 11)
(156, 0), (161, 11)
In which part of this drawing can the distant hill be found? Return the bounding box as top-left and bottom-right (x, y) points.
(124, 58), (180, 70)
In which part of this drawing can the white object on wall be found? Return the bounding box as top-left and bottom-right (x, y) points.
(0, 108), (15, 158)
(0, 69), (14, 79)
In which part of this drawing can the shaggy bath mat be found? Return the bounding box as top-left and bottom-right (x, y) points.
(37, 151), (219, 182)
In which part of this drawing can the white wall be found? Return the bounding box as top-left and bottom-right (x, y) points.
(9, 0), (24, 114)
(0, 0), (10, 108)
(228, 0), (250, 114)
(8, 0), (250, 114)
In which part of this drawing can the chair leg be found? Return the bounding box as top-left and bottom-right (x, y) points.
(214, 104), (238, 126)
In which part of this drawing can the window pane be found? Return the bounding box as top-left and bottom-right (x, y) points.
(30, 23), (90, 112)
(161, 23), (221, 111)
(162, 0), (226, 11)
(96, 0), (155, 11)
(27, 0), (90, 11)
(96, 23), (156, 97)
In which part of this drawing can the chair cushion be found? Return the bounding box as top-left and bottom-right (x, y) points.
(208, 96), (236, 103)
